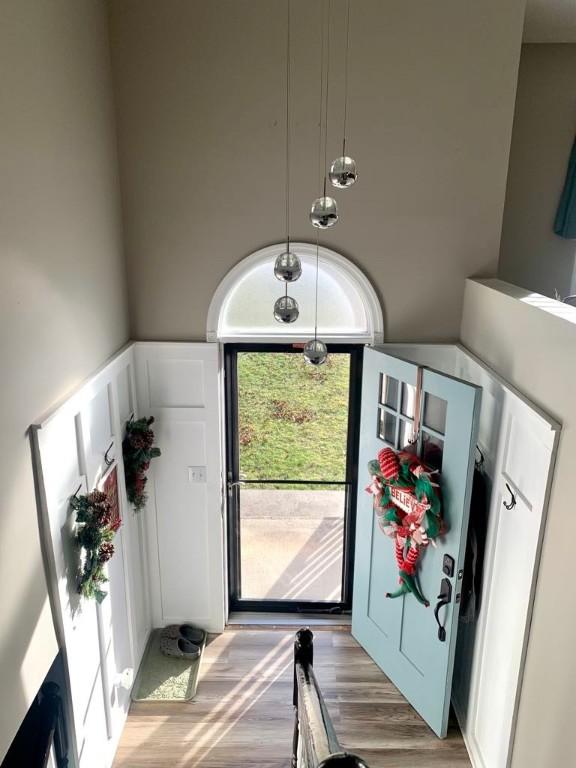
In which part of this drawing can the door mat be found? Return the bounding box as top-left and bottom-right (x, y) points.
(132, 628), (206, 702)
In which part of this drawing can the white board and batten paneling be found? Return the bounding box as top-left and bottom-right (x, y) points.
(454, 347), (559, 768)
(31, 334), (556, 768)
(131, 337), (556, 766)
(380, 344), (559, 768)
(31, 344), (149, 768)
(133, 342), (226, 633)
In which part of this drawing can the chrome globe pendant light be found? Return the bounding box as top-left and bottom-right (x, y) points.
(274, 294), (299, 324)
(304, 338), (328, 364)
(274, 0), (302, 285)
(274, 250), (301, 282)
(310, 191), (338, 229)
(329, 0), (357, 189)
(303, 235), (328, 366)
(310, 0), (338, 230)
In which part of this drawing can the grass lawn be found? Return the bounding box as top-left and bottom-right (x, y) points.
(237, 351), (350, 485)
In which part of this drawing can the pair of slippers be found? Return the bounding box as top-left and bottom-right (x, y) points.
(160, 624), (206, 660)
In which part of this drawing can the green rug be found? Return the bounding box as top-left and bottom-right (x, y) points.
(132, 628), (205, 702)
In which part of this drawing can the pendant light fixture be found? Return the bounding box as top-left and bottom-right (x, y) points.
(303, 235), (328, 365)
(274, 0), (300, 324)
(273, 295), (299, 323)
(329, 0), (357, 189)
(274, 0), (302, 285)
(310, 0), (338, 229)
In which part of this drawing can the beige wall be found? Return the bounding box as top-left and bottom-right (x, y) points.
(108, 0), (526, 342)
(499, 44), (576, 298)
(0, 0), (128, 759)
(461, 278), (576, 768)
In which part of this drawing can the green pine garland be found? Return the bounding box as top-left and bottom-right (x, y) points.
(71, 490), (121, 603)
(122, 417), (161, 512)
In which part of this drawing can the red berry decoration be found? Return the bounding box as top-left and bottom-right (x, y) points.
(123, 416), (161, 512)
(378, 447), (400, 480)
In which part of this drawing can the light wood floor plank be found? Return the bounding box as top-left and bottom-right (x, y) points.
(113, 628), (470, 768)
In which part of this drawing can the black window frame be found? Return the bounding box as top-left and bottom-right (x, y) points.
(224, 342), (363, 614)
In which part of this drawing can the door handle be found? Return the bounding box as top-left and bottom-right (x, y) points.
(434, 577), (452, 642)
(227, 480), (245, 494)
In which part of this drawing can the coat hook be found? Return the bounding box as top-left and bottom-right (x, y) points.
(503, 482), (516, 510)
(475, 446), (484, 469)
(104, 442), (114, 468)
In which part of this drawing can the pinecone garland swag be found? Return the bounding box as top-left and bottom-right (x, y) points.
(71, 490), (121, 602)
(122, 416), (161, 512)
(365, 447), (444, 606)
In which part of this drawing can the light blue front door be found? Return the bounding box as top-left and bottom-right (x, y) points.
(352, 347), (481, 738)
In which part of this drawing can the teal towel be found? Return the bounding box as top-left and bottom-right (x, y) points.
(554, 137), (576, 239)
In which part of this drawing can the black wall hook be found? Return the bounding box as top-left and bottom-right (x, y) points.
(104, 442), (114, 468)
(503, 482), (516, 510)
(475, 445), (484, 470)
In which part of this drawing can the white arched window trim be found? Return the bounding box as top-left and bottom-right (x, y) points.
(206, 242), (384, 344)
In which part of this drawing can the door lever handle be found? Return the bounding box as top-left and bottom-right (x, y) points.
(434, 577), (452, 642)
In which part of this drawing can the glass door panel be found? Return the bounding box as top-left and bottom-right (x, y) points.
(238, 351), (350, 482)
(226, 345), (361, 612)
(239, 482), (345, 602)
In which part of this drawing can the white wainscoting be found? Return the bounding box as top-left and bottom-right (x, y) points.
(31, 344), (149, 768)
(31, 340), (226, 767)
(453, 347), (558, 768)
(379, 343), (559, 768)
(134, 342), (226, 633)
(32, 336), (556, 768)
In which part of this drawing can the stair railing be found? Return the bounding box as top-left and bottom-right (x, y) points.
(292, 628), (368, 768)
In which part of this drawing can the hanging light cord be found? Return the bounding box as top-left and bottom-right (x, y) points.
(342, 0), (351, 157)
(322, 0), (331, 197)
(285, 0), (291, 253)
(314, 0), (330, 340)
(314, 232), (320, 340)
(285, 0), (291, 300)
(317, 0), (326, 197)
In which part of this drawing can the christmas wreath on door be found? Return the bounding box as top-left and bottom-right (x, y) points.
(365, 447), (444, 606)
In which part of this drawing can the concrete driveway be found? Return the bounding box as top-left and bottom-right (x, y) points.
(239, 489), (345, 601)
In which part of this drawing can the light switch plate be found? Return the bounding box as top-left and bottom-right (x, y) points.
(188, 466), (207, 483)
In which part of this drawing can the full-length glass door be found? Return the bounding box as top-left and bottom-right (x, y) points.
(225, 344), (362, 612)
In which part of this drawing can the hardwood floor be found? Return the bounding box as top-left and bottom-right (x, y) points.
(113, 628), (471, 768)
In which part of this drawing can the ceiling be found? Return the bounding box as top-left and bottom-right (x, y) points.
(524, 0), (576, 42)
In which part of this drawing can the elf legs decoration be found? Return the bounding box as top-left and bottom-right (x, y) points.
(385, 537), (429, 606)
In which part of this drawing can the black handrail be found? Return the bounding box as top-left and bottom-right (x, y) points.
(2, 681), (68, 767)
(292, 629), (368, 768)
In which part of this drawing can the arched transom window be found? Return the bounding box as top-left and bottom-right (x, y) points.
(207, 242), (384, 343)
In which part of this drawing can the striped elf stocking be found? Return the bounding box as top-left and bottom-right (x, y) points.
(402, 545), (420, 575)
(385, 538), (429, 607)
